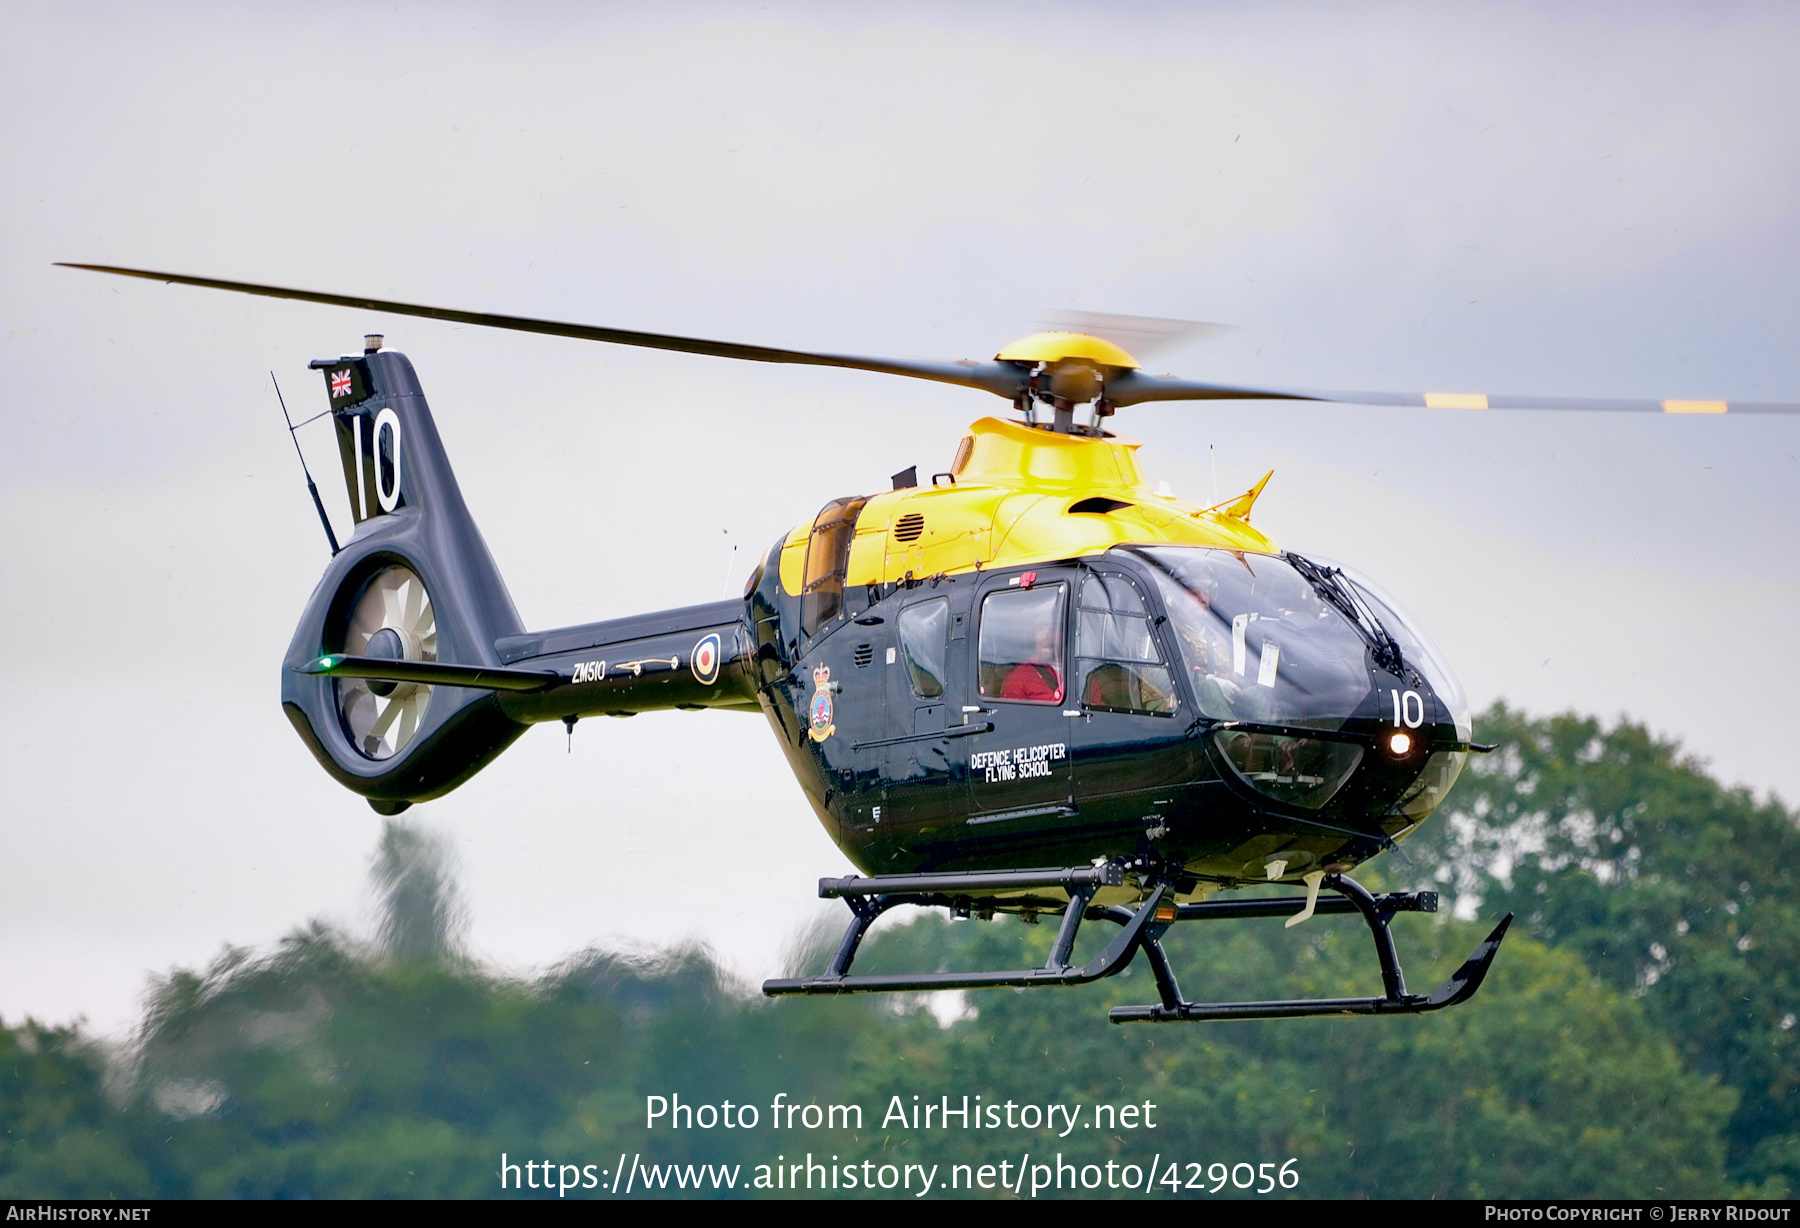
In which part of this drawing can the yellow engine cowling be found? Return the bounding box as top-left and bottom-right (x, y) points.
(778, 416), (1278, 595)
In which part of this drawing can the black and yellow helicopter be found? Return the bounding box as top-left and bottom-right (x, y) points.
(59, 263), (1800, 1024)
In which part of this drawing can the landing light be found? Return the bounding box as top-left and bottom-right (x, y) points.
(1389, 732), (1412, 755)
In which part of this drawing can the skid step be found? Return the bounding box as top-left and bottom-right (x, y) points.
(1176, 890), (1436, 921)
(817, 864), (1123, 899)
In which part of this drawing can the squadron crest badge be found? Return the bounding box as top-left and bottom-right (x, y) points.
(808, 663), (836, 743)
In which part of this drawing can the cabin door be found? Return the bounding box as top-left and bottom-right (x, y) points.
(1066, 564), (1196, 834)
(962, 570), (1076, 823)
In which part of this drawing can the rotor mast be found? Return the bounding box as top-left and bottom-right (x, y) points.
(995, 330), (1137, 436)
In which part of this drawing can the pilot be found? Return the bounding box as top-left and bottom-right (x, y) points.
(1165, 581), (1242, 718)
(1275, 579), (1327, 625)
(1001, 622), (1063, 702)
(1170, 584), (1227, 673)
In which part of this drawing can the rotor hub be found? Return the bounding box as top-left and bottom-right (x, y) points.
(363, 626), (407, 697)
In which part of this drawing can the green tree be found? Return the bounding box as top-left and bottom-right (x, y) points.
(0, 1018), (150, 1197)
(1405, 704), (1800, 1188)
(842, 903), (1738, 1198)
(107, 823), (888, 1196)
(1, 726), (1782, 1201)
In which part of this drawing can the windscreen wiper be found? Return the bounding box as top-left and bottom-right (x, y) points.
(1284, 553), (1405, 675)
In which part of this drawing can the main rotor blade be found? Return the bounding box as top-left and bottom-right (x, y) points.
(60, 264), (1798, 415)
(1039, 310), (1233, 362)
(56, 263), (1024, 399)
(1107, 370), (1800, 414)
(1104, 371), (1324, 406)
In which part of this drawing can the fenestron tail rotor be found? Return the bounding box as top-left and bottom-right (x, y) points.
(56, 263), (1800, 422)
(337, 565), (437, 761)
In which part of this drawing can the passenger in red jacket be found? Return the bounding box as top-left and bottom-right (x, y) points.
(1001, 623), (1063, 702)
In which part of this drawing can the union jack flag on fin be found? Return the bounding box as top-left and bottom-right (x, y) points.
(318, 359), (372, 409)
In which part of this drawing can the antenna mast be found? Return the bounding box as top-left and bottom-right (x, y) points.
(271, 371), (341, 556)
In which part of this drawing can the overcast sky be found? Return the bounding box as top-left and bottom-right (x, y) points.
(4, 0), (1797, 1034)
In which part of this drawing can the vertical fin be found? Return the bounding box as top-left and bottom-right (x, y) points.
(310, 354), (401, 527)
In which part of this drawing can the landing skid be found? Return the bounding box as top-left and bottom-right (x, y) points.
(762, 865), (1512, 1023)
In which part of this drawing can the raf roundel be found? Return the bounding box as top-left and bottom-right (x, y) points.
(690, 633), (721, 686)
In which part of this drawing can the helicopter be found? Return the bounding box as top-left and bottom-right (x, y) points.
(57, 263), (1800, 1024)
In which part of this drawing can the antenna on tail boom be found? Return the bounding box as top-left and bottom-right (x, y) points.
(271, 371), (341, 556)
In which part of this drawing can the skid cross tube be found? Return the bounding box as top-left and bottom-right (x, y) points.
(762, 863), (1161, 997)
(1108, 873), (1513, 1023)
(762, 865), (1511, 1023)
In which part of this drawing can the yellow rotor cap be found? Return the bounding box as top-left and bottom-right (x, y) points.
(994, 331), (1140, 369)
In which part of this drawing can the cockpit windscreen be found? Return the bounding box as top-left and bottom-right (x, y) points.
(1135, 547), (1373, 730)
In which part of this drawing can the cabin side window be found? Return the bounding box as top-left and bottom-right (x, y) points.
(978, 585), (1066, 703)
(897, 598), (948, 698)
(800, 496), (867, 635)
(1076, 572), (1177, 716)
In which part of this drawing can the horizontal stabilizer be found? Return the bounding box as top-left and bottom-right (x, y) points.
(303, 654), (559, 693)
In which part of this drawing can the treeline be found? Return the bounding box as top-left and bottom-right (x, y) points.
(1, 706), (1794, 1199)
